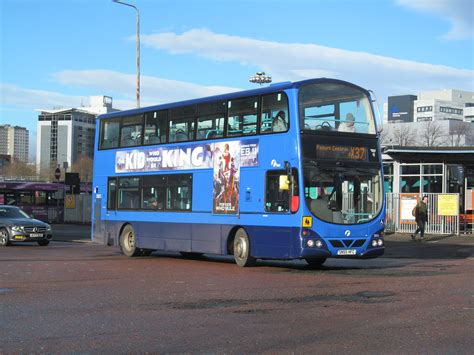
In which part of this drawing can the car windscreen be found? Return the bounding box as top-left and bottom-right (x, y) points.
(0, 208), (31, 219)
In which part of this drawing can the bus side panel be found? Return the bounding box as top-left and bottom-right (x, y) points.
(137, 221), (192, 252)
(132, 221), (228, 254)
(247, 225), (297, 259)
(192, 223), (226, 254)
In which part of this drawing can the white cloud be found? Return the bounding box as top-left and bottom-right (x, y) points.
(140, 29), (473, 102)
(395, 0), (474, 40)
(0, 83), (85, 110)
(53, 69), (240, 109)
(1, 71), (240, 115)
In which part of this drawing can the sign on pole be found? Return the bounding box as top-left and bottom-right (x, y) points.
(54, 167), (61, 181)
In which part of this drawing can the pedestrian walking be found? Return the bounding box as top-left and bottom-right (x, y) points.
(412, 195), (429, 241)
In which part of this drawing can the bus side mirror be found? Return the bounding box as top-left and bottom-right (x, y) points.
(284, 161), (291, 175)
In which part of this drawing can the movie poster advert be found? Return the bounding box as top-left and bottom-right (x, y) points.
(213, 141), (241, 214)
(115, 143), (214, 173)
(116, 139), (259, 174)
(240, 139), (259, 167)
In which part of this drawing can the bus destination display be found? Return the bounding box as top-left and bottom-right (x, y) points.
(316, 144), (368, 161)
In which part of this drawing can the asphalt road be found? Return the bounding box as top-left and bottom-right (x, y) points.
(1, 231), (473, 353)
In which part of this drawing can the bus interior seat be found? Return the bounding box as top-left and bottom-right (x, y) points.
(147, 135), (161, 144)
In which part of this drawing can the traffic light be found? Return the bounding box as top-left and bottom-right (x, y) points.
(65, 173), (81, 194)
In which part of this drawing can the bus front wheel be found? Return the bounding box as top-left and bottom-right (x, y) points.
(119, 225), (141, 257)
(233, 228), (256, 267)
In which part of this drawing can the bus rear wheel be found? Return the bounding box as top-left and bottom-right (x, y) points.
(119, 225), (141, 257)
(305, 257), (327, 268)
(233, 228), (256, 267)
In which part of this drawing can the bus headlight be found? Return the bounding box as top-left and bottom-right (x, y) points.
(377, 239), (384, 247)
(372, 240), (378, 247)
(307, 240), (315, 248)
(315, 240), (323, 248)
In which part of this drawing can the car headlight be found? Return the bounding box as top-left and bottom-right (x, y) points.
(11, 225), (25, 232)
(45, 224), (52, 231)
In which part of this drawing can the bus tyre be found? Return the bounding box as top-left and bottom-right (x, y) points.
(119, 225), (141, 257)
(305, 258), (327, 268)
(0, 228), (10, 246)
(37, 240), (50, 246)
(233, 228), (256, 267)
(140, 249), (153, 256)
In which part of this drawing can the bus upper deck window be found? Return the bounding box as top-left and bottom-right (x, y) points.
(100, 119), (120, 149)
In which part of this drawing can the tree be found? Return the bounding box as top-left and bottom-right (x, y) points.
(392, 124), (416, 146)
(0, 161), (37, 178)
(449, 121), (466, 147)
(70, 154), (93, 182)
(420, 121), (444, 147)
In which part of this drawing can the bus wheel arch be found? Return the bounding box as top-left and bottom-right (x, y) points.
(226, 226), (241, 255)
(230, 227), (256, 267)
(119, 223), (141, 257)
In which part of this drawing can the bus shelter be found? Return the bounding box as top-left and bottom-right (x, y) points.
(382, 146), (474, 234)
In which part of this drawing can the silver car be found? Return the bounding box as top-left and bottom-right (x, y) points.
(0, 205), (53, 246)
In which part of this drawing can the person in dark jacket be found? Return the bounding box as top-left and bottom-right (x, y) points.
(412, 195), (428, 241)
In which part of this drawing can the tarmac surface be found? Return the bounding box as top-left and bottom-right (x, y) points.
(1, 224), (473, 353)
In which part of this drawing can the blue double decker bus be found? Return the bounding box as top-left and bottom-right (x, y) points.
(92, 78), (385, 267)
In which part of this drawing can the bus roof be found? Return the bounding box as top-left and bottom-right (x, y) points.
(98, 78), (370, 120)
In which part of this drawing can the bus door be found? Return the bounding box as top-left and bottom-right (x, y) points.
(93, 193), (106, 244)
(252, 168), (298, 258)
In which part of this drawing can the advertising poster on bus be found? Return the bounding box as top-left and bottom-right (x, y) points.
(213, 141), (241, 214)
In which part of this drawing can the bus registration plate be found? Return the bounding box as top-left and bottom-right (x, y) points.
(337, 249), (356, 256)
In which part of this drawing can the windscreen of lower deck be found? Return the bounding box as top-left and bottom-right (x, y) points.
(304, 161), (383, 224)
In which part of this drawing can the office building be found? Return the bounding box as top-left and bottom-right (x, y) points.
(36, 96), (118, 176)
(0, 124), (29, 163)
(383, 89), (474, 147)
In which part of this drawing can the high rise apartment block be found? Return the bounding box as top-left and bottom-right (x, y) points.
(0, 124), (29, 163)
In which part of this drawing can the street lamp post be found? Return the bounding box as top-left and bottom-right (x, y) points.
(112, 0), (140, 108)
(249, 72), (272, 86)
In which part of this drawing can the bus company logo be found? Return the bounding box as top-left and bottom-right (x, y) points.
(270, 159), (281, 168)
(344, 230), (351, 237)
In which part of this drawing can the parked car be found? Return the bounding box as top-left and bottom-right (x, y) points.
(0, 205), (53, 246)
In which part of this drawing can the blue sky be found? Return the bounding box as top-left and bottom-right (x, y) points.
(1, 0), (473, 160)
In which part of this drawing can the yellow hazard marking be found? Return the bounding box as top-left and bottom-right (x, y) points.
(302, 216), (313, 228)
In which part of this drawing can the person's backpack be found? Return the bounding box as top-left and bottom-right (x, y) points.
(412, 206), (417, 217)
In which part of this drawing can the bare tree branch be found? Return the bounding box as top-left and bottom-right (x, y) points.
(420, 121), (444, 147)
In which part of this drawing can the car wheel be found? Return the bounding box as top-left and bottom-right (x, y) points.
(119, 225), (141, 257)
(233, 228), (256, 267)
(305, 257), (327, 268)
(0, 228), (10, 246)
(38, 240), (50, 246)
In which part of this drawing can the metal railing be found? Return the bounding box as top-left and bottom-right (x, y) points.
(385, 193), (460, 235)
